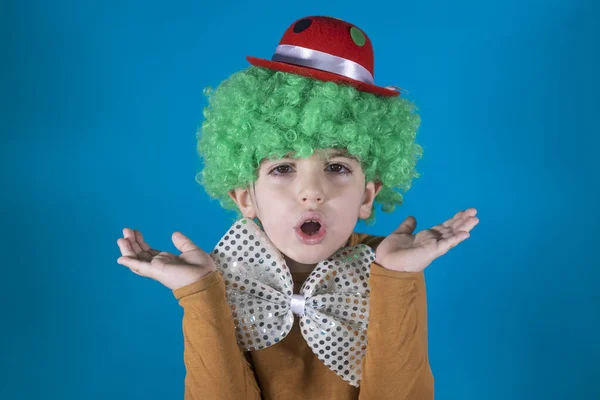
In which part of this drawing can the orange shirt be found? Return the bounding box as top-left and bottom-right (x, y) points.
(172, 232), (433, 399)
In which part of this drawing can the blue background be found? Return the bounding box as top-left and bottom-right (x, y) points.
(2, 0), (598, 399)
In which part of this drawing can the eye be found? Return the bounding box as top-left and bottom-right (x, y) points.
(268, 163), (353, 177)
(327, 163), (352, 175)
(270, 164), (293, 175)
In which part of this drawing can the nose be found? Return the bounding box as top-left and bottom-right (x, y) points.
(301, 190), (323, 205)
(297, 174), (325, 205)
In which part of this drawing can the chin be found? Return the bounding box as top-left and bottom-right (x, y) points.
(289, 254), (325, 265)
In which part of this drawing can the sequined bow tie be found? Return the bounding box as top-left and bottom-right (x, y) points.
(209, 217), (375, 387)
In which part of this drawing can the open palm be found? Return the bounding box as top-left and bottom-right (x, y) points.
(375, 208), (479, 273)
(116, 228), (216, 290)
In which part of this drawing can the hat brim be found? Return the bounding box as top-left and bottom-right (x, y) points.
(247, 56), (400, 97)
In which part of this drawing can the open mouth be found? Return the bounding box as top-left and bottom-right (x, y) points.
(300, 220), (322, 236)
(295, 217), (327, 245)
(294, 212), (327, 245)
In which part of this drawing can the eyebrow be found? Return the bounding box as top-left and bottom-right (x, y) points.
(326, 150), (359, 160)
(265, 150), (359, 163)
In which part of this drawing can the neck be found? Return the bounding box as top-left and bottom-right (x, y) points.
(283, 254), (317, 274)
(280, 236), (355, 274)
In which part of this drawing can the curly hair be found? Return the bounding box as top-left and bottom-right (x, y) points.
(195, 66), (423, 226)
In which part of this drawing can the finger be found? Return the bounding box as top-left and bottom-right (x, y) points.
(123, 228), (143, 254)
(465, 216), (480, 231)
(454, 216), (480, 233)
(440, 215), (460, 229)
(455, 208), (477, 218)
(117, 256), (150, 277)
(417, 229), (443, 242)
(131, 230), (160, 262)
(449, 209), (466, 223)
(393, 216), (417, 235)
(134, 230), (160, 256)
(117, 238), (138, 258)
(149, 252), (179, 278)
(443, 208), (477, 228)
(429, 223), (451, 233)
(172, 232), (201, 253)
(428, 220), (460, 240)
(152, 251), (178, 265)
(438, 231), (470, 254)
(464, 208), (478, 217)
(446, 211), (477, 231)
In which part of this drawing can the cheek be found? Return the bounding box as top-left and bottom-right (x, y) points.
(327, 189), (366, 224)
(336, 185), (366, 206)
(254, 188), (292, 225)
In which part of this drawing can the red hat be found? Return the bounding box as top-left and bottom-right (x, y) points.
(247, 16), (405, 97)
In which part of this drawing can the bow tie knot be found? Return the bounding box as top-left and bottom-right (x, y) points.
(290, 294), (306, 316)
(210, 218), (376, 387)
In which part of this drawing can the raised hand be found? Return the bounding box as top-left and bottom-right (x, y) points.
(116, 228), (217, 290)
(375, 208), (480, 273)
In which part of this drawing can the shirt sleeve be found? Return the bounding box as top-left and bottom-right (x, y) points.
(358, 262), (434, 400)
(173, 271), (262, 400)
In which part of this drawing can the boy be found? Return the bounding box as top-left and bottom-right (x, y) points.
(117, 15), (478, 399)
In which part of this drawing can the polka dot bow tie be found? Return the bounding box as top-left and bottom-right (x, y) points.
(209, 217), (376, 387)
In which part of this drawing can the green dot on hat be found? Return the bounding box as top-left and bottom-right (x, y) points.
(350, 27), (365, 46)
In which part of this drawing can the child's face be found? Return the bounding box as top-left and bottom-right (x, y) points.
(229, 148), (381, 268)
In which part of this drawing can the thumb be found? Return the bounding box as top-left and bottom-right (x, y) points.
(171, 232), (201, 253)
(393, 216), (417, 235)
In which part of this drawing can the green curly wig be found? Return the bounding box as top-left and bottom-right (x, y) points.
(195, 66), (423, 226)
